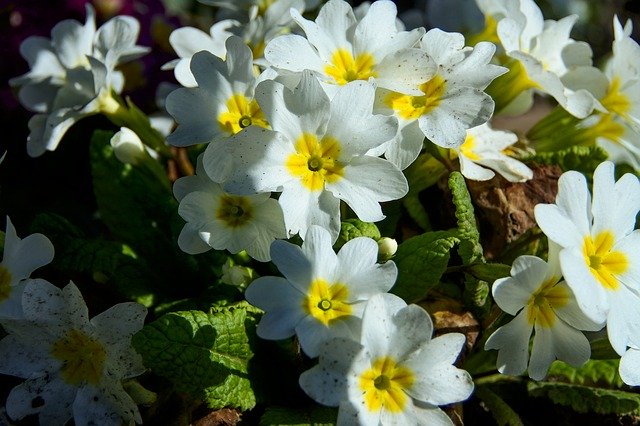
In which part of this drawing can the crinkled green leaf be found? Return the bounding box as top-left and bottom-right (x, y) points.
(260, 406), (337, 426)
(448, 171), (483, 264)
(546, 359), (624, 388)
(528, 381), (640, 415)
(132, 303), (259, 410)
(530, 145), (608, 175)
(391, 230), (458, 303)
(475, 386), (524, 426)
(29, 213), (156, 306)
(334, 219), (380, 250)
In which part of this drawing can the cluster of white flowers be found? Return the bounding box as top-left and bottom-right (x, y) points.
(0, 218), (147, 424)
(9, 5), (149, 157)
(247, 225), (474, 424)
(7, 0), (640, 423)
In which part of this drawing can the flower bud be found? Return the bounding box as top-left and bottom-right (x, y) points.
(110, 127), (146, 165)
(377, 237), (398, 262)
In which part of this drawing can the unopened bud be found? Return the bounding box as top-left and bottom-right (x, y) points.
(110, 127), (146, 165)
(377, 237), (398, 262)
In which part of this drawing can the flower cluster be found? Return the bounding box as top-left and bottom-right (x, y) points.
(0, 218), (147, 424)
(5, 0), (640, 424)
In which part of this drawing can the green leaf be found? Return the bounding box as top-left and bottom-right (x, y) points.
(448, 171), (483, 264)
(90, 130), (225, 302)
(402, 153), (446, 231)
(132, 303), (259, 410)
(546, 359), (624, 388)
(391, 230), (458, 303)
(29, 213), (156, 306)
(260, 406), (338, 426)
(334, 219), (381, 250)
(527, 381), (640, 415)
(529, 145), (608, 175)
(475, 386), (524, 426)
(463, 263), (511, 283)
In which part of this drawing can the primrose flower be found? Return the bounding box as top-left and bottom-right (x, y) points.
(174, 154), (286, 262)
(373, 28), (505, 168)
(300, 293), (474, 425)
(166, 36), (271, 151)
(534, 161), (640, 355)
(453, 123), (533, 182)
(0, 279), (147, 425)
(620, 346), (640, 386)
(211, 72), (407, 241)
(486, 0), (598, 117)
(0, 217), (54, 320)
(245, 225), (397, 357)
(264, 0), (430, 97)
(10, 5), (149, 156)
(485, 247), (602, 380)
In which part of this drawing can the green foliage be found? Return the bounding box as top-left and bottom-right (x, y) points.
(391, 230), (458, 302)
(546, 359), (624, 388)
(527, 381), (640, 415)
(463, 263), (512, 283)
(132, 303), (260, 410)
(89, 130), (225, 304)
(30, 213), (156, 306)
(475, 386), (524, 426)
(260, 406), (338, 425)
(448, 171), (483, 264)
(334, 218), (380, 250)
(402, 153), (446, 230)
(530, 145), (609, 174)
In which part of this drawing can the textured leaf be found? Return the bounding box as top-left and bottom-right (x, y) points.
(260, 406), (338, 426)
(391, 230), (458, 303)
(334, 219), (380, 250)
(546, 359), (624, 388)
(132, 303), (260, 410)
(530, 145), (608, 175)
(528, 381), (640, 415)
(475, 386), (524, 426)
(448, 171), (483, 264)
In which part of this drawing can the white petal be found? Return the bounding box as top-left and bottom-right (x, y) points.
(336, 238), (397, 297)
(295, 314), (360, 357)
(559, 248), (608, 324)
(91, 302), (146, 347)
(73, 379), (141, 425)
(0, 334), (56, 378)
(278, 185), (341, 241)
(620, 347), (640, 386)
(360, 293), (409, 359)
(165, 87), (220, 147)
(485, 310), (533, 377)
(177, 223), (211, 254)
(492, 256), (548, 315)
(264, 34), (325, 73)
(606, 285), (640, 355)
(6, 374), (75, 424)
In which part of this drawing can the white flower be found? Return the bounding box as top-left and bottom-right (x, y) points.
(210, 72), (407, 241)
(454, 123), (533, 182)
(174, 154), (286, 262)
(534, 161), (640, 355)
(489, 0), (599, 118)
(9, 4), (149, 156)
(485, 247), (601, 380)
(245, 226), (397, 357)
(166, 36), (270, 150)
(0, 217), (54, 320)
(264, 0), (429, 97)
(109, 127), (146, 165)
(0, 279), (147, 425)
(373, 28), (505, 168)
(620, 346), (640, 386)
(300, 293), (474, 425)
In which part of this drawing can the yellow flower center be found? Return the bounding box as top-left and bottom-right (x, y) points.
(359, 356), (415, 413)
(325, 49), (377, 85)
(285, 133), (344, 191)
(218, 94), (269, 135)
(583, 231), (628, 290)
(216, 195), (254, 228)
(384, 74), (447, 120)
(51, 329), (107, 386)
(459, 133), (481, 161)
(601, 77), (631, 120)
(303, 279), (351, 326)
(526, 278), (569, 328)
(0, 266), (12, 302)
